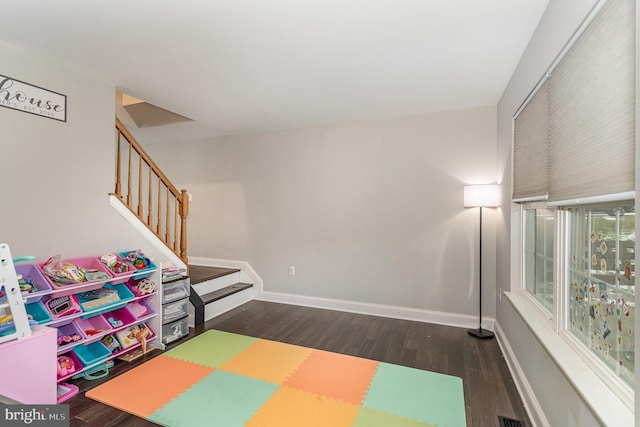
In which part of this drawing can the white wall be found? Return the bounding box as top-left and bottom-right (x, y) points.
(0, 41), (166, 264)
(146, 107), (498, 319)
(496, 0), (616, 425)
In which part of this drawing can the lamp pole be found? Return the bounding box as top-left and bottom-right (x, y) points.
(468, 205), (494, 339)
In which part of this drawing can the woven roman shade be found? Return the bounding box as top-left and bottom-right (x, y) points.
(548, 0), (634, 203)
(513, 81), (549, 201)
(513, 0), (635, 204)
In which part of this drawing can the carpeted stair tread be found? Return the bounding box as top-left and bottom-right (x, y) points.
(200, 283), (253, 305)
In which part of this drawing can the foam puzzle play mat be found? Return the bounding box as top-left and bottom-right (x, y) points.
(87, 330), (467, 426)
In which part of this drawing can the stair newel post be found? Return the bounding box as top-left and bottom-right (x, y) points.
(180, 189), (189, 262)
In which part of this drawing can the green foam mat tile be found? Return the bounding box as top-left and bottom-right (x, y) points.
(353, 407), (439, 427)
(148, 370), (279, 427)
(164, 329), (257, 368)
(363, 362), (466, 427)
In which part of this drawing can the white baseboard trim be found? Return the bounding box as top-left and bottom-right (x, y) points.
(109, 195), (187, 271)
(494, 321), (549, 427)
(186, 256), (494, 330)
(257, 290), (495, 330)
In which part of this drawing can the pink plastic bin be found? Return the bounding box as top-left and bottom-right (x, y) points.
(102, 255), (136, 285)
(125, 300), (154, 319)
(104, 307), (136, 329)
(74, 315), (112, 339)
(39, 257), (114, 290)
(42, 294), (81, 319)
(15, 263), (52, 303)
(57, 351), (83, 380)
(57, 383), (79, 404)
(126, 276), (157, 298)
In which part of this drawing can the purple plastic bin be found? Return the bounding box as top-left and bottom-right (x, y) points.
(105, 307), (136, 329)
(57, 322), (84, 350)
(73, 315), (112, 339)
(15, 263), (52, 303)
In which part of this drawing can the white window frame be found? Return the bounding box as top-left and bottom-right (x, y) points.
(515, 203), (635, 410)
(521, 204), (557, 316)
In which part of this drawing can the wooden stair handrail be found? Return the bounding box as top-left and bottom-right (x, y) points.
(115, 118), (183, 199)
(113, 117), (189, 264)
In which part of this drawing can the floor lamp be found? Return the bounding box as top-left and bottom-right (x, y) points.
(464, 184), (500, 339)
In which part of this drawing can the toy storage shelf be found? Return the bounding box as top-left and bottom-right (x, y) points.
(14, 252), (163, 404)
(56, 301), (157, 355)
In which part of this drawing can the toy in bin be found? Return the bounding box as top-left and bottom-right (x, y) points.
(128, 278), (155, 296)
(57, 355), (76, 377)
(116, 323), (152, 353)
(101, 253), (130, 274)
(41, 255), (86, 285)
(45, 295), (80, 318)
(57, 333), (81, 347)
(101, 334), (122, 353)
(122, 249), (152, 271)
(18, 277), (37, 294)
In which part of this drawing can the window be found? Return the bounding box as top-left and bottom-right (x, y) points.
(523, 206), (555, 312)
(568, 204), (635, 386)
(512, 0), (636, 397)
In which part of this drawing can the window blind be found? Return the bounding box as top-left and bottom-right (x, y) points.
(548, 0), (635, 202)
(513, 81), (549, 201)
(512, 0), (635, 204)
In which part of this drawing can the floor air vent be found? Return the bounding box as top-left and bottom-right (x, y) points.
(498, 415), (525, 427)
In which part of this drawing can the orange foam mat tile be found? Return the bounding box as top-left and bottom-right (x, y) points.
(221, 338), (313, 384)
(86, 355), (214, 418)
(284, 349), (379, 404)
(246, 386), (360, 427)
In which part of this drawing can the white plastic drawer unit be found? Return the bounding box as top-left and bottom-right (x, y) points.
(162, 317), (188, 345)
(162, 298), (188, 324)
(162, 277), (190, 304)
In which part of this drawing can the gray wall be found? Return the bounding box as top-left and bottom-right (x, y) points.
(0, 41), (166, 263)
(496, 0), (608, 426)
(146, 107), (498, 317)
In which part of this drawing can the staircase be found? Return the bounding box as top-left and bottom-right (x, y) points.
(112, 117), (189, 266)
(111, 117), (256, 325)
(188, 265), (254, 327)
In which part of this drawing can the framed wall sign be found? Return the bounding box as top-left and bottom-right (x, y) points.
(0, 74), (66, 122)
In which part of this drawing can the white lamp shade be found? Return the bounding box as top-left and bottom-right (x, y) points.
(464, 184), (501, 207)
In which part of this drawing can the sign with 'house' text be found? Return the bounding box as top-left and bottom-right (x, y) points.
(0, 74), (66, 122)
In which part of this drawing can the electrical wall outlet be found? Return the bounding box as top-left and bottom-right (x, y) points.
(289, 266), (295, 275)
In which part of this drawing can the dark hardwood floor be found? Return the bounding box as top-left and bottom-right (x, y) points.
(69, 301), (530, 427)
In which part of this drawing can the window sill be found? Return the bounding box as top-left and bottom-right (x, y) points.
(504, 291), (634, 426)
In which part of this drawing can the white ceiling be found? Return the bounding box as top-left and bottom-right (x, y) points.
(0, 0), (549, 142)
